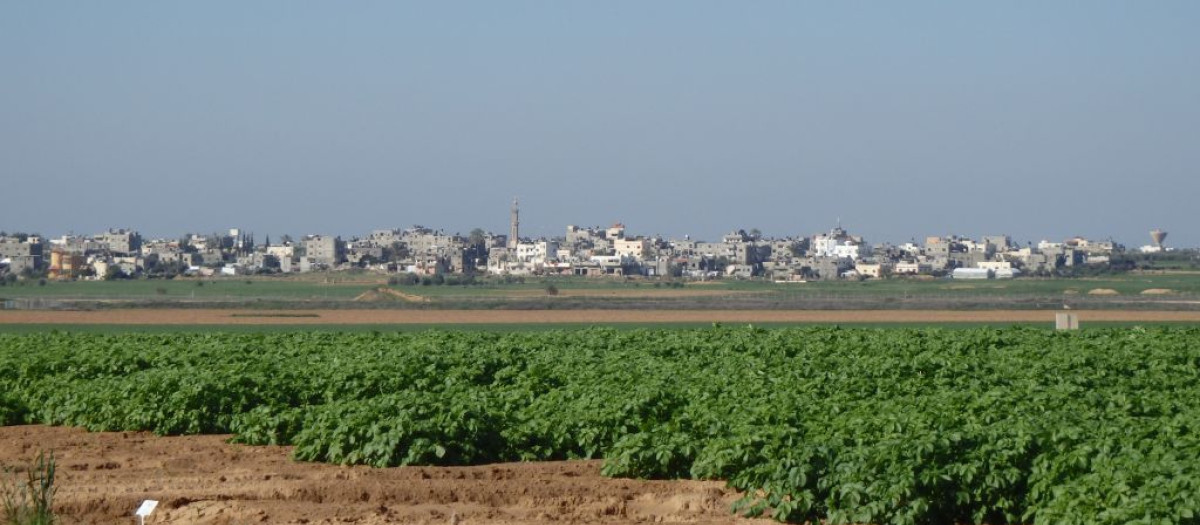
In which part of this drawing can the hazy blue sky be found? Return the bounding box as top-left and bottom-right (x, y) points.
(2, 2), (1197, 247)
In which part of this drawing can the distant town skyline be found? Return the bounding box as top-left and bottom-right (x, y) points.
(3, 3), (1197, 246)
(3, 213), (1141, 282)
(2, 214), (1183, 252)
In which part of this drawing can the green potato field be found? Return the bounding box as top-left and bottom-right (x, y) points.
(1, 327), (1198, 524)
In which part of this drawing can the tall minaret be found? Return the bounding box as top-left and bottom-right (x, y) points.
(508, 198), (520, 250)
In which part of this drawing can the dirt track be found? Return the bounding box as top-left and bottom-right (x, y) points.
(490, 289), (754, 298)
(3, 309), (1200, 325)
(0, 426), (769, 525)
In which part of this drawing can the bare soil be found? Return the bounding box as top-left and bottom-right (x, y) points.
(354, 287), (431, 303)
(3, 309), (1200, 325)
(494, 289), (752, 298)
(0, 426), (769, 525)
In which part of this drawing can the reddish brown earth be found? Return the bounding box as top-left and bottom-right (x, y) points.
(3, 308), (1200, 325)
(0, 426), (771, 525)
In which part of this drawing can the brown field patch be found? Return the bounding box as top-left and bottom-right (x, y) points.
(497, 288), (752, 298)
(0, 425), (768, 525)
(1088, 288), (1120, 295)
(1141, 288), (1177, 295)
(4, 309), (1200, 325)
(354, 287), (429, 302)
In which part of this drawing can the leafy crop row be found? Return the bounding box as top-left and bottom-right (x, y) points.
(2, 327), (1199, 524)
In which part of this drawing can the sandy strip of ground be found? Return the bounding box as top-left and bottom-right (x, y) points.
(2, 309), (1200, 325)
(0, 425), (770, 525)
(493, 289), (754, 298)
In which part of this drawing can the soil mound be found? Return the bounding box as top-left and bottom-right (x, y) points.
(1087, 288), (1120, 296)
(1141, 288), (1177, 295)
(0, 426), (768, 525)
(354, 287), (429, 303)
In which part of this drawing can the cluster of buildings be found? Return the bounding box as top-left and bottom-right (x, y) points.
(488, 225), (1126, 281)
(0, 203), (1167, 282)
(0, 227), (485, 280)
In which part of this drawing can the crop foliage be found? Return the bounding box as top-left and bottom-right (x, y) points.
(2, 327), (1199, 524)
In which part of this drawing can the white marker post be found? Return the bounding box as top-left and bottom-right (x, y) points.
(134, 500), (158, 525)
(1055, 313), (1079, 330)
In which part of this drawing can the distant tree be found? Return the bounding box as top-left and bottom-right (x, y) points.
(468, 228), (487, 247)
(164, 260), (185, 278)
(464, 231), (488, 274)
(356, 255), (378, 268)
(751, 244), (771, 265)
(179, 236), (198, 253)
(0, 232), (35, 242)
(789, 243), (806, 258)
(104, 266), (125, 280)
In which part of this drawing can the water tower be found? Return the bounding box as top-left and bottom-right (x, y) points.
(1150, 229), (1168, 250)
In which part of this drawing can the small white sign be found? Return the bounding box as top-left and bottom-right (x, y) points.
(135, 499), (158, 517)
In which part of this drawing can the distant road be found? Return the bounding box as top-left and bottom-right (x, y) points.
(3, 309), (1200, 325)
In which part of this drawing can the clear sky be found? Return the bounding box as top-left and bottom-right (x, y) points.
(2, 2), (1197, 247)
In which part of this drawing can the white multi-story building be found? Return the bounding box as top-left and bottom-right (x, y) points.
(614, 238), (651, 261)
(266, 244), (295, 259)
(516, 241), (558, 264)
(1037, 240), (1063, 252)
(812, 237), (839, 257)
(811, 225), (869, 260)
(606, 223), (626, 240)
(303, 235), (344, 266)
(833, 242), (869, 260)
(893, 261), (932, 275)
(814, 238), (870, 260)
(95, 229), (142, 255)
